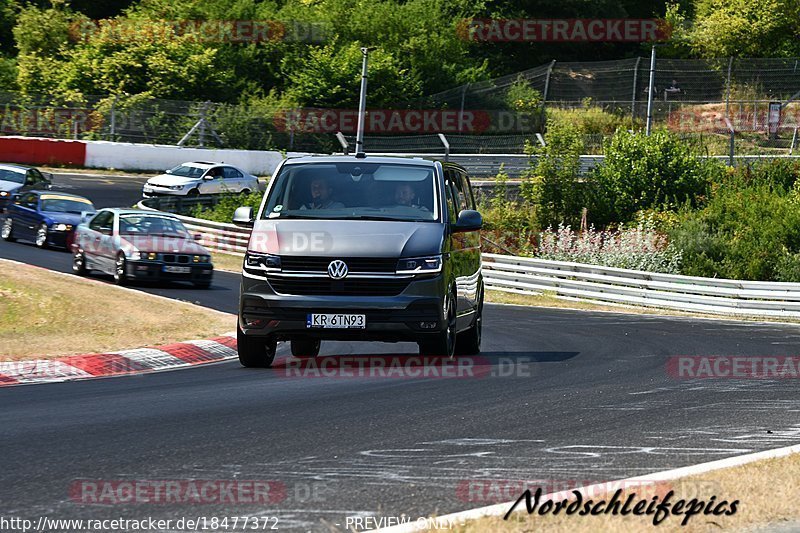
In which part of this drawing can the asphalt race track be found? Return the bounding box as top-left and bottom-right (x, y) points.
(2, 172), (800, 531)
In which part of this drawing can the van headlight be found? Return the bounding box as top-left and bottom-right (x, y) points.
(244, 252), (281, 271)
(396, 255), (442, 274)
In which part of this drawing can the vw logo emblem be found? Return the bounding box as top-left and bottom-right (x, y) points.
(327, 259), (348, 279)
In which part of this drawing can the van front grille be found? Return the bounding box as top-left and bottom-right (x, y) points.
(279, 256), (397, 273)
(266, 276), (410, 296)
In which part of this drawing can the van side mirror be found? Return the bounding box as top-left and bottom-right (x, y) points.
(452, 209), (482, 233)
(232, 206), (254, 227)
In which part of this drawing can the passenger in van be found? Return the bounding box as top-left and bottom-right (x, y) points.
(300, 177), (344, 210)
(391, 183), (429, 211)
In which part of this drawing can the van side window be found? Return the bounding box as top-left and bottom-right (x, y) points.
(458, 171), (476, 210)
(448, 168), (469, 212)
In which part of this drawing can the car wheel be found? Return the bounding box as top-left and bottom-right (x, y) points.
(35, 223), (49, 248)
(237, 325), (276, 368)
(418, 290), (457, 358)
(1, 217), (15, 242)
(114, 253), (128, 285)
(187, 189), (199, 197)
(456, 285), (483, 355)
(72, 250), (88, 276)
(291, 338), (321, 359)
(240, 188), (251, 195)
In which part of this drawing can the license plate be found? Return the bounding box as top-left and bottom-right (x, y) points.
(307, 313), (366, 329)
(163, 265), (191, 273)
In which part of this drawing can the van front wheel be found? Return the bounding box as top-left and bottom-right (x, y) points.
(418, 291), (456, 358)
(237, 326), (276, 368)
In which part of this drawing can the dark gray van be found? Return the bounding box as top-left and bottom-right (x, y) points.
(232, 155), (483, 367)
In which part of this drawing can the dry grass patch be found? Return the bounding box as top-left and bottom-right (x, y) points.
(0, 260), (235, 360)
(212, 252), (244, 272)
(430, 452), (800, 532)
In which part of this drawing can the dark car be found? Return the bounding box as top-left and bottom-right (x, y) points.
(71, 208), (214, 288)
(232, 155), (483, 367)
(0, 164), (52, 212)
(1, 191), (95, 249)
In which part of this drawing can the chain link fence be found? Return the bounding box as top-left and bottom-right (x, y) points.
(1, 56), (799, 156)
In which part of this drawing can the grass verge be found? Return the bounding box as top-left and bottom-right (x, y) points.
(212, 252), (243, 272)
(0, 260), (235, 360)
(431, 452), (800, 532)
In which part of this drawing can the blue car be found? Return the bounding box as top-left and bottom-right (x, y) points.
(1, 191), (96, 249)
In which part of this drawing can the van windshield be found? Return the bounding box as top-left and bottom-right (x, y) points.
(262, 162), (438, 222)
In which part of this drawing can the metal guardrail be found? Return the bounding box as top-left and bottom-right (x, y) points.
(149, 212), (800, 318)
(482, 253), (800, 318)
(137, 201), (250, 255)
(372, 153), (800, 177)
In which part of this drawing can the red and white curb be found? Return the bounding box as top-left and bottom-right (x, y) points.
(0, 332), (237, 387)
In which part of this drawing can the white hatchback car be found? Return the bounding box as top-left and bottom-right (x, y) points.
(142, 161), (259, 198)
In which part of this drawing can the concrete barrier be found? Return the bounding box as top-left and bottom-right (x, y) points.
(84, 140), (306, 175)
(0, 135), (306, 176)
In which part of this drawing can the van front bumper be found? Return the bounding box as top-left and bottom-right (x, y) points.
(239, 273), (447, 342)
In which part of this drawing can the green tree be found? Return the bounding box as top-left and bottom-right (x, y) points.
(688, 0), (800, 57)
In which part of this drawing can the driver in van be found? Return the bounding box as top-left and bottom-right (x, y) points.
(392, 183), (429, 211)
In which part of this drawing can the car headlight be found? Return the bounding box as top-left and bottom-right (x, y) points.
(168, 184), (184, 190)
(131, 251), (142, 260)
(244, 252), (281, 271)
(193, 255), (211, 263)
(396, 255), (442, 274)
(131, 251), (157, 260)
(0, 191), (8, 197)
(52, 223), (73, 231)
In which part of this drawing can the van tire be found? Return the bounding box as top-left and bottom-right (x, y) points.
(291, 339), (321, 358)
(237, 326), (276, 368)
(418, 290), (457, 358)
(456, 286), (483, 355)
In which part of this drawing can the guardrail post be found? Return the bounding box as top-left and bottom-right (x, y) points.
(438, 133), (450, 161)
(335, 131), (349, 155)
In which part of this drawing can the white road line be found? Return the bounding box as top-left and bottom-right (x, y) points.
(373, 442), (800, 532)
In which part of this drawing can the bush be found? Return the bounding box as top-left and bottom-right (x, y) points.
(190, 191), (264, 223)
(522, 119), (585, 228)
(547, 104), (639, 136)
(670, 181), (800, 280)
(588, 129), (722, 226)
(537, 216), (683, 274)
(478, 165), (539, 254)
